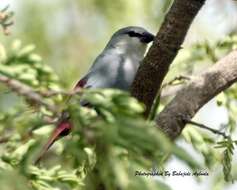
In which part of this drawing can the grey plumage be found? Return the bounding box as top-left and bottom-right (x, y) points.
(80, 26), (154, 91)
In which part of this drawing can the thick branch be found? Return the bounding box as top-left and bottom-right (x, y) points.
(156, 50), (237, 139)
(131, 0), (206, 116)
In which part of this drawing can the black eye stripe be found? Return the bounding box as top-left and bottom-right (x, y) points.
(127, 31), (143, 38)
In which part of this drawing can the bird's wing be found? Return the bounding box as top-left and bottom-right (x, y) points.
(74, 75), (89, 89)
(81, 52), (124, 89)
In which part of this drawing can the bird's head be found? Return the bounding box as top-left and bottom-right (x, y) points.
(105, 26), (155, 56)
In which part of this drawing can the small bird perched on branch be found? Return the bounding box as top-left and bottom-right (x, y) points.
(35, 26), (154, 163)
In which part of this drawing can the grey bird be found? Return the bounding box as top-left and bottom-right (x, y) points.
(35, 26), (154, 163)
(76, 26), (154, 90)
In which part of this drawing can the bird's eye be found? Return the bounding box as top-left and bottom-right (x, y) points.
(127, 31), (142, 38)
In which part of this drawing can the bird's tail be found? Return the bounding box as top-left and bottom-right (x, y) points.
(35, 121), (72, 164)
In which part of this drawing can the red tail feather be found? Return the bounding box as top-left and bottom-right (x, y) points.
(35, 77), (86, 164)
(35, 121), (72, 164)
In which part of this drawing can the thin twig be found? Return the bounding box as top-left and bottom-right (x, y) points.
(0, 5), (14, 35)
(0, 74), (84, 120)
(38, 88), (82, 97)
(186, 120), (229, 139)
(0, 136), (11, 143)
(162, 75), (191, 89)
(0, 74), (58, 114)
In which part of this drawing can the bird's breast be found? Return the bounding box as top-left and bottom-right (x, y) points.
(113, 56), (140, 90)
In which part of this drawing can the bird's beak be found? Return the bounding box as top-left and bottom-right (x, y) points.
(140, 32), (155, 43)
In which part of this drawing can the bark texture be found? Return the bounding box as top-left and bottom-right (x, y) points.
(131, 0), (206, 116)
(156, 51), (237, 139)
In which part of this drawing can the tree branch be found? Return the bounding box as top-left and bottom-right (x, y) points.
(0, 74), (58, 114)
(162, 75), (191, 88)
(131, 0), (206, 116)
(186, 120), (228, 139)
(156, 50), (237, 139)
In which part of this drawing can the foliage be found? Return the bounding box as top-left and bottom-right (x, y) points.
(0, 38), (204, 190)
(215, 138), (237, 182)
(0, 2), (237, 190)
